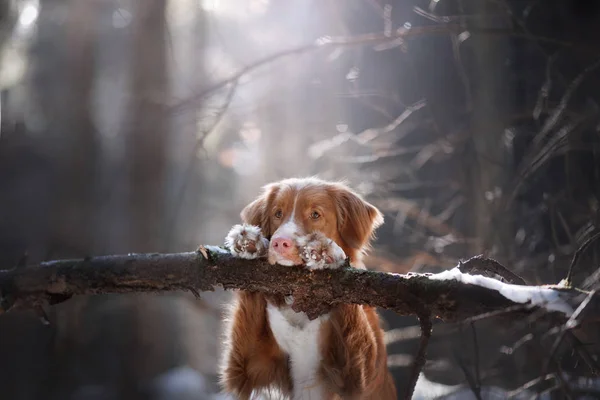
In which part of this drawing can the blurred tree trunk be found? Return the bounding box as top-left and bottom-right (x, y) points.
(48, 0), (99, 258)
(465, 1), (513, 261)
(40, 1), (179, 399)
(0, 0), (102, 399)
(120, 1), (174, 397)
(44, 0), (101, 397)
(432, 0), (518, 389)
(127, 0), (169, 252)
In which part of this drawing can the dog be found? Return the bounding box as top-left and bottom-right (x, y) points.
(220, 177), (396, 399)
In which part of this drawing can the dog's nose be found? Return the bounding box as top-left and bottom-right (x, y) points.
(272, 237), (294, 255)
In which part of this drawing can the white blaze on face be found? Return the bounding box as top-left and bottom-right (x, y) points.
(269, 191), (304, 266)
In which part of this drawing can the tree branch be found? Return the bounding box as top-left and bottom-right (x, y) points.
(169, 25), (455, 112)
(403, 312), (432, 400)
(0, 248), (590, 323)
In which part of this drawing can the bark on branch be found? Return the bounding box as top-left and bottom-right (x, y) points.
(0, 247), (591, 322)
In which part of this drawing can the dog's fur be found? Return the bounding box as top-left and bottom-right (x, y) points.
(220, 178), (397, 399)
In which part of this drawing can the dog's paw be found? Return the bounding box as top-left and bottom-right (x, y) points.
(225, 224), (269, 259)
(297, 232), (347, 270)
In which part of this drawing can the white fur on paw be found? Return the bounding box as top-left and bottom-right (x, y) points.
(224, 224), (269, 259)
(297, 232), (346, 270)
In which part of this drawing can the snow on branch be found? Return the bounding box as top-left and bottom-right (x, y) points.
(0, 248), (590, 323)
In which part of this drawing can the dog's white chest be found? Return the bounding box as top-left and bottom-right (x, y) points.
(267, 303), (328, 399)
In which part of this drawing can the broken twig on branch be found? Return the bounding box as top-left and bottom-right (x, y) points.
(0, 249), (590, 321)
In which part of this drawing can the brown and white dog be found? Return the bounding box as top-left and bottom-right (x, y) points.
(220, 177), (397, 400)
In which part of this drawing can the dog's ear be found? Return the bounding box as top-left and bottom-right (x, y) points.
(240, 183), (278, 238)
(334, 188), (384, 251)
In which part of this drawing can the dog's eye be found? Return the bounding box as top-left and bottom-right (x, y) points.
(274, 210), (283, 219)
(310, 211), (321, 220)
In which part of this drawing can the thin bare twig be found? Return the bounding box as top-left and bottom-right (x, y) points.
(534, 58), (600, 149)
(470, 322), (482, 391)
(165, 80), (239, 249)
(170, 21), (582, 114)
(458, 254), (527, 285)
(455, 339), (483, 400)
(542, 290), (597, 377)
(508, 118), (587, 206)
(532, 53), (558, 121)
(565, 231), (600, 285)
(169, 27), (450, 113)
(507, 374), (556, 398)
(566, 332), (600, 376)
(307, 99), (427, 160)
(385, 304), (531, 345)
(403, 312), (432, 400)
(373, 196), (465, 238)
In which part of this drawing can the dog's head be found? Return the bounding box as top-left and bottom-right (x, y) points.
(240, 177), (383, 265)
